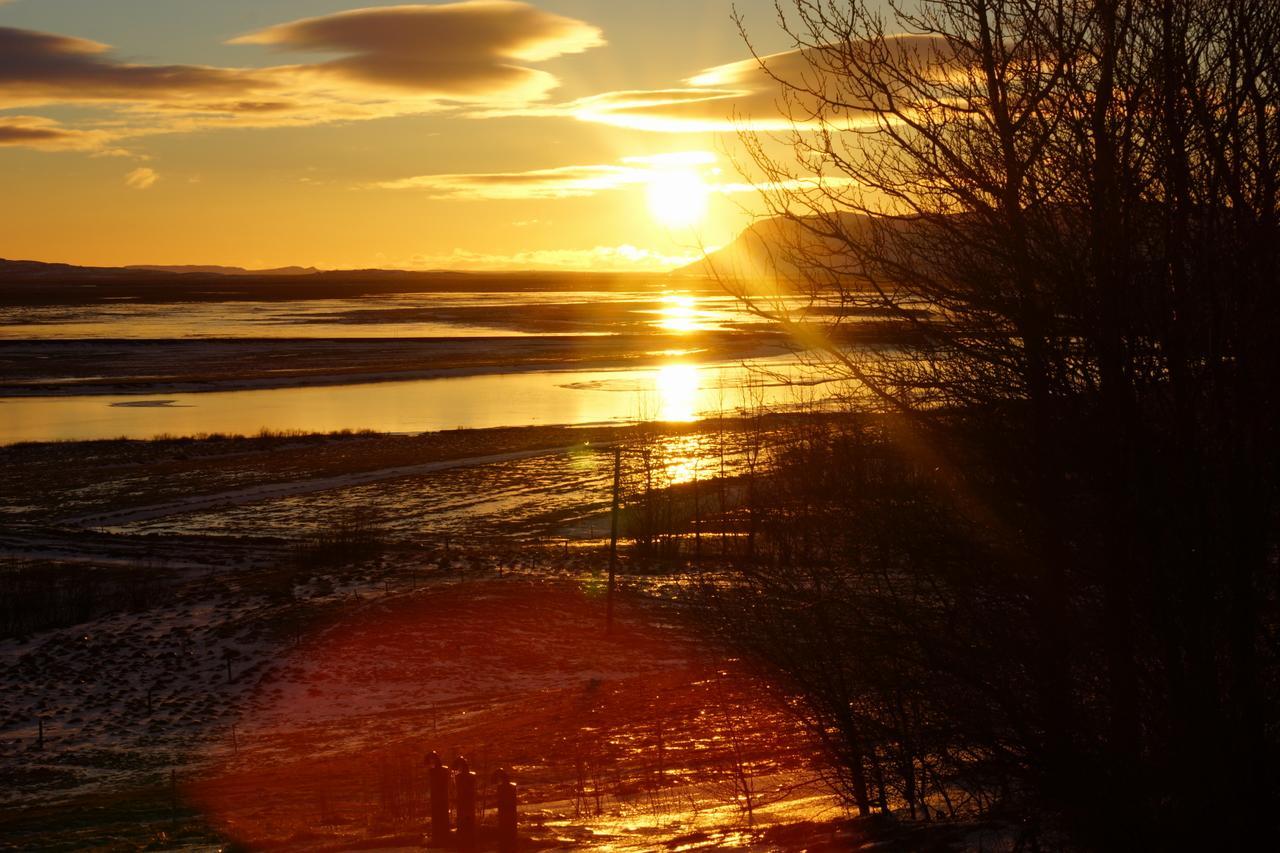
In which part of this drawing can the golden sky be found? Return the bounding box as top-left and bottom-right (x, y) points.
(0, 1), (873, 271)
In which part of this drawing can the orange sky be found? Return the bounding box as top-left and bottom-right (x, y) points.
(0, 1), (876, 271)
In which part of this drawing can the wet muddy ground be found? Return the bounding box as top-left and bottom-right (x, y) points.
(0, 422), (878, 851)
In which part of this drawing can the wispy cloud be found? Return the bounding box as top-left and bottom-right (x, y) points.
(402, 243), (701, 272)
(371, 151), (855, 200)
(0, 114), (127, 152)
(482, 35), (954, 132)
(124, 166), (158, 189)
(373, 163), (651, 198)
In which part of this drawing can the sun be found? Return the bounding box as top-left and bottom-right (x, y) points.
(646, 169), (710, 228)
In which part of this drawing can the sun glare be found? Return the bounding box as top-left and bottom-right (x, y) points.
(657, 293), (699, 333)
(646, 169), (711, 228)
(655, 362), (700, 422)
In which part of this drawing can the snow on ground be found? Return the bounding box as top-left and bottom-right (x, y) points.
(0, 424), (859, 850)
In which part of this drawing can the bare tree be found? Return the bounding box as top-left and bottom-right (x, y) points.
(697, 0), (1279, 845)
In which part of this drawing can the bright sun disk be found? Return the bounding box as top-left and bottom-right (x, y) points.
(646, 170), (710, 228)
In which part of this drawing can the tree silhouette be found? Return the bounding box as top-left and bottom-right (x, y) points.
(701, 0), (1280, 846)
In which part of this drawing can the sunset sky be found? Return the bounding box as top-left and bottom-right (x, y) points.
(0, 0), (875, 271)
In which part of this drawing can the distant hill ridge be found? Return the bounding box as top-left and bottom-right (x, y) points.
(0, 257), (653, 281)
(3, 214), (858, 287)
(0, 257), (690, 306)
(126, 264), (319, 276)
(681, 212), (885, 282)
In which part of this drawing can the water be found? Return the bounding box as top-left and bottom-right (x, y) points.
(0, 286), (860, 443)
(0, 356), (832, 444)
(0, 290), (763, 340)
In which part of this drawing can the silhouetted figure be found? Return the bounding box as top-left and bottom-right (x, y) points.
(454, 755), (476, 851)
(493, 768), (518, 853)
(426, 751), (450, 848)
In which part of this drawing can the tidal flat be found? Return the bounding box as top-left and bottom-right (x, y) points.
(0, 422), (866, 851)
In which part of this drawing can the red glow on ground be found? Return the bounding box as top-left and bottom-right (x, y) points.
(187, 578), (829, 849)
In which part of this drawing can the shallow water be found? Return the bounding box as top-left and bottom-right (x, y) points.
(0, 290), (760, 340)
(0, 355), (835, 444)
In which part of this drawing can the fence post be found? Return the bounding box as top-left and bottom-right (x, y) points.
(454, 755), (477, 851)
(494, 768), (518, 853)
(426, 751), (451, 848)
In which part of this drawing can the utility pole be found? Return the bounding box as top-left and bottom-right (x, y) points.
(693, 468), (701, 560)
(607, 445), (621, 635)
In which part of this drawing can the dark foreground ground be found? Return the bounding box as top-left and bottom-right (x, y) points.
(0, 425), (1013, 851)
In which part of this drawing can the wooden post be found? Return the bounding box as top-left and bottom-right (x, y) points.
(607, 445), (621, 635)
(426, 752), (450, 848)
(36, 716), (44, 750)
(454, 756), (477, 852)
(495, 768), (518, 853)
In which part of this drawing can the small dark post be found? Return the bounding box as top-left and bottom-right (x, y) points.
(454, 756), (477, 851)
(426, 751), (451, 848)
(607, 445), (621, 634)
(494, 768), (518, 853)
(36, 716), (44, 750)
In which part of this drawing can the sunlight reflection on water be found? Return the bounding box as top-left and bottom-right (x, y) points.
(0, 355), (827, 444)
(654, 363), (700, 422)
(0, 291), (765, 339)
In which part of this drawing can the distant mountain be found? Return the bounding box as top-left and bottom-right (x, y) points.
(126, 264), (319, 276)
(0, 258), (146, 279)
(682, 214), (873, 283)
(0, 259), (319, 279)
(0, 257), (686, 307)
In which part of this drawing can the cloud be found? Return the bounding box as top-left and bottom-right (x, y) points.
(0, 26), (265, 109)
(230, 1), (603, 102)
(402, 243), (700, 272)
(124, 166), (158, 189)
(372, 153), (725, 199)
(374, 162), (651, 198)
(484, 35), (955, 132)
(0, 122), (63, 144)
(371, 150), (855, 200)
(0, 114), (128, 152)
(0, 4), (605, 152)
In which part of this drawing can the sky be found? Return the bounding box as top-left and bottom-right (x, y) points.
(0, 0), (864, 271)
